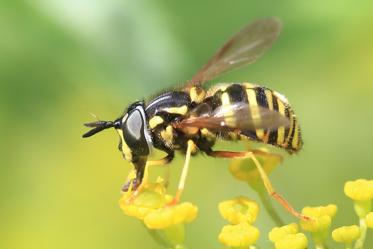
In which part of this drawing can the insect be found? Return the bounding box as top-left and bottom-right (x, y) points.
(83, 18), (307, 220)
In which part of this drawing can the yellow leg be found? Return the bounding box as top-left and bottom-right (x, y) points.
(172, 140), (195, 204)
(207, 149), (310, 221)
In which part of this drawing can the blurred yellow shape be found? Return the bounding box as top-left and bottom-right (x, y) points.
(344, 179), (373, 201)
(300, 214), (331, 233)
(299, 204), (337, 234)
(302, 204), (338, 218)
(366, 212), (373, 229)
(268, 223), (299, 242)
(218, 196), (259, 224)
(144, 202), (198, 229)
(218, 222), (260, 247)
(332, 225), (361, 244)
(274, 233), (308, 249)
(229, 148), (282, 184)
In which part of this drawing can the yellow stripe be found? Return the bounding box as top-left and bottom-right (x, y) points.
(292, 122), (299, 149)
(243, 82), (258, 89)
(190, 87), (206, 103)
(221, 92), (236, 127)
(206, 83), (230, 97)
(160, 125), (174, 145)
(265, 89), (273, 111)
(246, 89), (264, 139)
(277, 98), (285, 145)
(149, 116), (164, 129)
(163, 105), (188, 115)
(116, 129), (132, 161)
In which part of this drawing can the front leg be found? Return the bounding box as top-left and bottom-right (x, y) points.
(122, 152), (174, 192)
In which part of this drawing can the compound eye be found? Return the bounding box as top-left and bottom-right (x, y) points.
(122, 109), (150, 156)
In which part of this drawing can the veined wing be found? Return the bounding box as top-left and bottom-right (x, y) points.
(184, 18), (282, 90)
(174, 102), (290, 132)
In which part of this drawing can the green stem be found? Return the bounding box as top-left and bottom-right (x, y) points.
(354, 218), (367, 249)
(145, 224), (187, 249)
(253, 183), (285, 226)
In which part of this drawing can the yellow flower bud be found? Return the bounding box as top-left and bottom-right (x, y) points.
(302, 204), (338, 218)
(218, 196), (259, 224)
(300, 215), (331, 233)
(366, 212), (373, 229)
(299, 204), (336, 234)
(344, 179), (373, 201)
(332, 225), (361, 244)
(144, 202), (198, 229)
(274, 233), (308, 249)
(218, 223), (260, 247)
(268, 223), (299, 242)
(119, 183), (171, 220)
(229, 149), (282, 184)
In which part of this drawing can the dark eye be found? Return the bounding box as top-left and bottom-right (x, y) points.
(122, 109), (150, 156)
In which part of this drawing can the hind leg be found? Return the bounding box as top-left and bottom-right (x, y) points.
(206, 149), (309, 221)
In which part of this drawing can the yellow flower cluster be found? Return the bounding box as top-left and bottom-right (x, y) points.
(332, 225), (361, 244)
(119, 179), (198, 230)
(269, 223), (308, 249)
(229, 148), (282, 185)
(219, 222), (260, 248)
(344, 179), (373, 201)
(344, 179), (373, 218)
(144, 202), (198, 229)
(218, 196), (260, 247)
(218, 196), (259, 224)
(300, 204), (337, 233)
(268, 223), (298, 242)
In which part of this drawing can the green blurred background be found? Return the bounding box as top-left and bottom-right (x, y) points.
(1, 0), (373, 248)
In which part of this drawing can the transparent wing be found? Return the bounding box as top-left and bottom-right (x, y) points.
(184, 18), (282, 90)
(174, 102), (290, 132)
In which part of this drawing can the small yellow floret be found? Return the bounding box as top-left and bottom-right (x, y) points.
(344, 179), (373, 201)
(229, 149), (282, 184)
(302, 204), (337, 218)
(366, 212), (373, 229)
(119, 179), (173, 220)
(269, 223), (299, 242)
(144, 202), (198, 229)
(218, 196), (259, 224)
(300, 215), (331, 233)
(274, 233), (308, 249)
(332, 225), (361, 244)
(299, 205), (337, 233)
(119, 186), (171, 220)
(218, 223), (260, 247)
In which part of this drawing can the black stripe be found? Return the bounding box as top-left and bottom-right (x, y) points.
(284, 106), (291, 138)
(227, 84), (247, 103)
(287, 118), (297, 149)
(268, 130), (278, 144)
(204, 91), (223, 110)
(272, 93), (279, 111)
(255, 87), (268, 108)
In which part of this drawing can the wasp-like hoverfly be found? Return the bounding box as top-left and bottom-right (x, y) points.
(83, 18), (307, 220)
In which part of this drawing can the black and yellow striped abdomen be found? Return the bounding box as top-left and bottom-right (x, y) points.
(203, 83), (303, 153)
